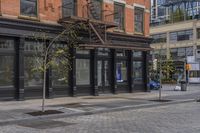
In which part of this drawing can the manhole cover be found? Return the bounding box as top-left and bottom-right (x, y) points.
(149, 99), (173, 102)
(27, 110), (64, 116)
(18, 120), (75, 129)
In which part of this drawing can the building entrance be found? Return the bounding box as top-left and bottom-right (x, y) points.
(97, 59), (112, 93)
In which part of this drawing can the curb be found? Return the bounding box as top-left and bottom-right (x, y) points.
(0, 99), (196, 126)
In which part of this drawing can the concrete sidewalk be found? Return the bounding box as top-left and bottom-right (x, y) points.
(0, 84), (199, 124)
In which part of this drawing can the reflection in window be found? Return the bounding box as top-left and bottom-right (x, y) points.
(151, 33), (167, 43)
(97, 48), (110, 56)
(170, 47), (193, 59)
(90, 0), (102, 20)
(116, 61), (127, 83)
(76, 59), (90, 85)
(24, 41), (44, 52)
(76, 49), (90, 55)
(189, 71), (200, 78)
(169, 29), (193, 43)
(135, 7), (144, 33)
(52, 43), (69, 87)
(133, 61), (143, 83)
(133, 51), (143, 58)
(24, 41), (44, 87)
(114, 3), (125, 30)
(116, 50), (127, 57)
(24, 57), (43, 87)
(186, 47), (193, 56)
(0, 56), (14, 87)
(0, 39), (14, 50)
(20, 0), (37, 17)
(52, 63), (68, 86)
(62, 0), (76, 17)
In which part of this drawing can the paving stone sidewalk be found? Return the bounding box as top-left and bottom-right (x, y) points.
(0, 84), (199, 123)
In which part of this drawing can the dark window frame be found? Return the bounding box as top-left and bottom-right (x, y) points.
(151, 33), (167, 43)
(0, 37), (16, 88)
(24, 40), (44, 88)
(169, 29), (193, 43)
(134, 7), (144, 34)
(20, 0), (38, 17)
(114, 2), (125, 31)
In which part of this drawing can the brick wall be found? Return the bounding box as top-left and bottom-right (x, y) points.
(0, 0), (150, 36)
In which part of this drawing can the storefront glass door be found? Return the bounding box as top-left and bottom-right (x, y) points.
(97, 60), (111, 93)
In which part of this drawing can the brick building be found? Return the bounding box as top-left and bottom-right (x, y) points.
(0, 0), (151, 100)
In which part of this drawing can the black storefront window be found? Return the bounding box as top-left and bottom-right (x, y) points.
(52, 63), (68, 86)
(0, 38), (15, 87)
(135, 7), (144, 34)
(0, 56), (14, 87)
(52, 43), (69, 87)
(24, 41), (44, 87)
(133, 61), (143, 83)
(116, 50), (128, 57)
(24, 57), (43, 87)
(97, 48), (110, 56)
(76, 59), (90, 85)
(133, 51), (142, 58)
(20, 0), (38, 17)
(116, 61), (127, 83)
(76, 49), (90, 55)
(114, 3), (125, 30)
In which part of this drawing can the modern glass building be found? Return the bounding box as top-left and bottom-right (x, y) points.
(151, 0), (200, 26)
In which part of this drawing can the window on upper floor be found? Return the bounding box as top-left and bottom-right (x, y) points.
(169, 29), (193, 43)
(20, 0), (38, 17)
(197, 28), (200, 39)
(135, 7), (144, 34)
(151, 33), (167, 43)
(170, 47), (193, 59)
(114, 3), (125, 31)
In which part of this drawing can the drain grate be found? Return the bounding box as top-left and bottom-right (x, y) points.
(27, 110), (64, 116)
(18, 120), (75, 129)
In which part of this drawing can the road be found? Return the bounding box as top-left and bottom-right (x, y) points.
(0, 101), (200, 133)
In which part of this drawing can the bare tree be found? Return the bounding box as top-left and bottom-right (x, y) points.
(29, 23), (86, 112)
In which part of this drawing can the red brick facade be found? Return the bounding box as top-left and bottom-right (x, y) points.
(0, 0), (150, 36)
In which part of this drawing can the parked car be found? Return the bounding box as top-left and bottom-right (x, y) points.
(148, 80), (160, 90)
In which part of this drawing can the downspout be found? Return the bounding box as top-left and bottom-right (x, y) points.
(0, 0), (2, 15)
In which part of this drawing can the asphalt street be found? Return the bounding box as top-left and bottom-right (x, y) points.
(0, 101), (200, 133)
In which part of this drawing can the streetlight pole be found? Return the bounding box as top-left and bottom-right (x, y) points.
(159, 48), (162, 100)
(158, 43), (165, 101)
